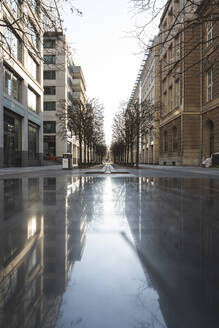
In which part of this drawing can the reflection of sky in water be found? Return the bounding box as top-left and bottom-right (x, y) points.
(3, 175), (218, 327)
(56, 177), (166, 328)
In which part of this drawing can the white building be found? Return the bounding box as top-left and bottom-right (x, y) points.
(43, 32), (87, 164)
(0, 0), (44, 167)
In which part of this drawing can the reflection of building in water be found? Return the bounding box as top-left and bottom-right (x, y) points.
(0, 175), (91, 327)
(0, 177), (43, 328)
(43, 176), (87, 326)
(125, 178), (219, 328)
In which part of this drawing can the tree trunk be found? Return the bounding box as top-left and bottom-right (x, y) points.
(126, 145), (129, 164)
(84, 142), (86, 164)
(131, 143), (133, 166)
(136, 131), (139, 168)
(87, 144), (90, 164)
(79, 137), (82, 166)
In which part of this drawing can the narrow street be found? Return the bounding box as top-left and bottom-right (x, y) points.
(0, 166), (219, 328)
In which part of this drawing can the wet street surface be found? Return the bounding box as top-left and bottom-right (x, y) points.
(1, 168), (219, 328)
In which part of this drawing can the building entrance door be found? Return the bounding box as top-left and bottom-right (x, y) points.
(4, 110), (22, 167)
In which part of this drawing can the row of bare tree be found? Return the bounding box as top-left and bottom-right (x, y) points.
(57, 98), (107, 166)
(111, 100), (158, 167)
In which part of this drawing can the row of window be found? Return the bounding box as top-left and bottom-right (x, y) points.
(4, 26), (40, 81)
(4, 66), (58, 112)
(163, 80), (180, 114)
(4, 66), (39, 112)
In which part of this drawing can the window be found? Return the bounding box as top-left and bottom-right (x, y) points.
(164, 131), (168, 152)
(28, 124), (39, 159)
(4, 26), (22, 61)
(169, 44), (173, 64)
(44, 39), (56, 48)
(28, 88), (38, 112)
(173, 127), (178, 152)
(44, 101), (56, 111)
(27, 53), (38, 80)
(43, 70), (56, 80)
(44, 136), (56, 157)
(207, 17), (213, 46)
(44, 121), (56, 133)
(176, 35), (180, 59)
(207, 69), (213, 101)
(163, 54), (167, 73)
(44, 55), (56, 64)
(175, 80), (180, 107)
(44, 86), (56, 95)
(4, 66), (21, 102)
(163, 91), (167, 114)
(169, 86), (173, 110)
(27, 21), (39, 49)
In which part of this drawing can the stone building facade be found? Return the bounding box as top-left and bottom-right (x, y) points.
(159, 0), (201, 166)
(199, 0), (219, 161)
(140, 38), (160, 165)
(0, 0), (44, 167)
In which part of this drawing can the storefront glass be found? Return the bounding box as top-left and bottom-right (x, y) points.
(4, 110), (22, 167)
(28, 124), (39, 160)
(43, 136), (56, 159)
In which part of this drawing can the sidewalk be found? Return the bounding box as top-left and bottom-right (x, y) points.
(0, 165), (62, 176)
(138, 164), (219, 176)
(0, 163), (106, 176)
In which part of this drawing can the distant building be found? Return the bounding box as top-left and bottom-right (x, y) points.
(43, 32), (87, 164)
(126, 37), (160, 165)
(0, 0), (44, 167)
(140, 37), (160, 165)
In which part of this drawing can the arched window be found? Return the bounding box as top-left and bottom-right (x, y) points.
(164, 131), (168, 152)
(173, 126), (178, 152)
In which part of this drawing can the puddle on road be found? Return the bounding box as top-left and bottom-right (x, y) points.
(0, 176), (219, 328)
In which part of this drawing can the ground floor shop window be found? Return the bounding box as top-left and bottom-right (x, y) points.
(28, 124), (39, 160)
(4, 110), (22, 167)
(44, 136), (56, 158)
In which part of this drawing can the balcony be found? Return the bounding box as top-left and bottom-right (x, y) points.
(72, 79), (85, 92)
(72, 66), (86, 90)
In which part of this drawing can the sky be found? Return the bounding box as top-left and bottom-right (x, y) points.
(62, 0), (157, 145)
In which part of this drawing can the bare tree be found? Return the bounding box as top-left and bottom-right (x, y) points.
(57, 99), (85, 166)
(57, 97), (106, 166)
(130, 0), (219, 73)
(111, 99), (158, 166)
(0, 0), (81, 65)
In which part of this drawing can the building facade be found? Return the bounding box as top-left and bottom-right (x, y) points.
(199, 0), (219, 161)
(140, 38), (160, 165)
(43, 32), (87, 164)
(159, 0), (201, 166)
(0, 0), (44, 168)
